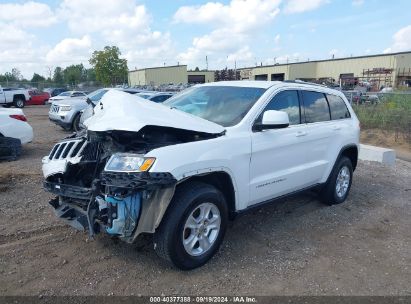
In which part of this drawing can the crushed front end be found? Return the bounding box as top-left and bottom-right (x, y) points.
(42, 129), (178, 243)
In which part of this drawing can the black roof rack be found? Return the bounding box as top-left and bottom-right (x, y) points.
(283, 80), (328, 88)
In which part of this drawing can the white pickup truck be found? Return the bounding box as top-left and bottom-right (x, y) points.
(0, 87), (30, 108)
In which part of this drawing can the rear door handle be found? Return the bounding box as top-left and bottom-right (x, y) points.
(296, 131), (307, 137)
(332, 125), (342, 131)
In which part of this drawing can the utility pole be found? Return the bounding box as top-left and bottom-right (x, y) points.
(206, 56), (208, 71)
(46, 65), (53, 80)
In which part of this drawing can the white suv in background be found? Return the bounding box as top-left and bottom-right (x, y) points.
(42, 81), (360, 269)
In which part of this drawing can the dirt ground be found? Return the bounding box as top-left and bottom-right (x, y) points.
(1, 105), (411, 296)
(361, 129), (411, 162)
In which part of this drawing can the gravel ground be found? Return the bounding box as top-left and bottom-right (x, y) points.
(0, 105), (410, 296)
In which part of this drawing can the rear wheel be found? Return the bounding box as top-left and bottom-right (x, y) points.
(154, 181), (228, 270)
(14, 98), (25, 108)
(320, 156), (353, 205)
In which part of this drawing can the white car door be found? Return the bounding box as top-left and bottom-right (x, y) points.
(299, 90), (335, 184)
(249, 90), (312, 206)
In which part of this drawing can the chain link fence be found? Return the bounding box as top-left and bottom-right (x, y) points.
(352, 93), (411, 144)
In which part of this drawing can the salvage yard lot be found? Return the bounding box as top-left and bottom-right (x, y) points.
(1, 105), (411, 296)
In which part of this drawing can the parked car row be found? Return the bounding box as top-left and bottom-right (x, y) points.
(49, 88), (175, 132)
(47, 91), (87, 104)
(342, 90), (381, 105)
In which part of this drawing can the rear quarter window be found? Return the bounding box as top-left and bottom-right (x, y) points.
(327, 94), (351, 120)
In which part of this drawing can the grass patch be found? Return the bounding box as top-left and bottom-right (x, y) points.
(352, 94), (411, 143)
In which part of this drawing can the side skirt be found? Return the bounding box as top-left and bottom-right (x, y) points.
(233, 183), (322, 219)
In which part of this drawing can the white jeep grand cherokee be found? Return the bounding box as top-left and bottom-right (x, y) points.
(42, 81), (360, 269)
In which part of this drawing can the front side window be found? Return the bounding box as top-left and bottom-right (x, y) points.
(301, 91), (330, 123)
(326, 94), (351, 120)
(164, 86), (266, 127)
(258, 90), (301, 125)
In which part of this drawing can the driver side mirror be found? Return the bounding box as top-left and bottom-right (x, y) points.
(253, 110), (290, 131)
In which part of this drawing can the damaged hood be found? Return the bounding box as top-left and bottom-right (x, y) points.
(85, 90), (225, 134)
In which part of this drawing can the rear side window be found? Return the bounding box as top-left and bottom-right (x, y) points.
(326, 94), (351, 120)
(301, 91), (330, 123)
(260, 90), (301, 125)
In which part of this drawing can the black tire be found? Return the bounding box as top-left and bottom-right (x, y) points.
(72, 114), (81, 132)
(320, 156), (353, 205)
(2, 104), (11, 108)
(0, 136), (22, 161)
(14, 98), (25, 108)
(154, 181), (228, 270)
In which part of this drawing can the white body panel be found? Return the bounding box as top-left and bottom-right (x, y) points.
(0, 88), (30, 105)
(146, 81), (360, 211)
(0, 108), (33, 144)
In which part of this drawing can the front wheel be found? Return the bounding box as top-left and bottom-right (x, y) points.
(320, 156), (353, 205)
(72, 114), (81, 132)
(154, 181), (228, 270)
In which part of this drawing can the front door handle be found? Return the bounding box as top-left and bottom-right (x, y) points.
(332, 125), (342, 131)
(296, 131), (307, 137)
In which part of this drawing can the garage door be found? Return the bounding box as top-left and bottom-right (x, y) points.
(255, 74), (268, 81)
(271, 73), (285, 81)
(188, 75), (206, 83)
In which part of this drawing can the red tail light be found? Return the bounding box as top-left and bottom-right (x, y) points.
(9, 114), (27, 122)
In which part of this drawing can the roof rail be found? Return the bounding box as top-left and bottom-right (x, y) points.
(283, 79), (328, 88)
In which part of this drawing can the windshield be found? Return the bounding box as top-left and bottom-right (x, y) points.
(163, 86), (266, 127)
(58, 92), (70, 96)
(87, 89), (108, 103)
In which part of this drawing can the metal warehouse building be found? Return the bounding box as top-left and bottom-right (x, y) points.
(239, 51), (411, 90)
(128, 51), (411, 89)
(128, 65), (215, 86)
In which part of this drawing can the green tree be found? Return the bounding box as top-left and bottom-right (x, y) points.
(89, 46), (128, 86)
(53, 67), (64, 84)
(85, 68), (96, 82)
(63, 64), (85, 85)
(4, 71), (16, 82)
(31, 73), (46, 82)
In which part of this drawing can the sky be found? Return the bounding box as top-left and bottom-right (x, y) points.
(0, 0), (411, 79)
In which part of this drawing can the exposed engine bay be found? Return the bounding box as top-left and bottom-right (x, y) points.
(42, 126), (220, 242)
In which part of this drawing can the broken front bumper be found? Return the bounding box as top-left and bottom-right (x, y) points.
(43, 136), (177, 243)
